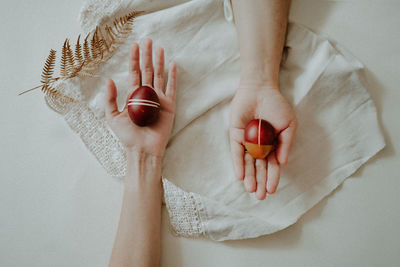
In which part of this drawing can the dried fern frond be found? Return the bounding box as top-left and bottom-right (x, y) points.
(74, 35), (83, 67)
(19, 10), (140, 101)
(41, 49), (56, 84)
(60, 39), (69, 78)
(97, 28), (109, 51)
(83, 33), (91, 63)
(42, 83), (76, 104)
(65, 39), (75, 76)
(42, 84), (59, 99)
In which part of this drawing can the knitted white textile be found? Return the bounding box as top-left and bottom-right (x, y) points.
(45, 0), (385, 240)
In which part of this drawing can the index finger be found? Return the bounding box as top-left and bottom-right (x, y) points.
(129, 42), (141, 88)
(141, 38), (154, 87)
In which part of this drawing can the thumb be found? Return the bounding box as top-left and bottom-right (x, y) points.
(229, 128), (245, 180)
(105, 78), (120, 121)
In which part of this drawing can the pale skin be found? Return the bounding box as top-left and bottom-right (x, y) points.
(230, 0), (297, 200)
(105, 0), (295, 265)
(106, 39), (177, 267)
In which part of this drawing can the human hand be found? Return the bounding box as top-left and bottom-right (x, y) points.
(105, 39), (177, 158)
(229, 81), (297, 200)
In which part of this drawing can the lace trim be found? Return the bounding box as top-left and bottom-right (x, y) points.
(162, 179), (206, 237)
(64, 102), (128, 177)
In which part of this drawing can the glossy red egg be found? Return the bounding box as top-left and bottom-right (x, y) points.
(244, 119), (276, 159)
(127, 86), (160, 126)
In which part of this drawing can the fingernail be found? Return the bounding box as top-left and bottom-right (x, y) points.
(267, 187), (275, 194)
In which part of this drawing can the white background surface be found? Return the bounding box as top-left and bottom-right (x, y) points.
(1, 0), (399, 266)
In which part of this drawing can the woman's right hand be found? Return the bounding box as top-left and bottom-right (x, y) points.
(229, 79), (297, 200)
(105, 39), (177, 158)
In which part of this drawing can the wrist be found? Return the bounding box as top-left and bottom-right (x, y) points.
(126, 146), (163, 160)
(125, 148), (163, 189)
(237, 78), (280, 92)
(240, 67), (280, 90)
(125, 145), (165, 159)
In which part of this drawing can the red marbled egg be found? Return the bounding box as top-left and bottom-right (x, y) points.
(127, 86), (160, 126)
(244, 119), (276, 159)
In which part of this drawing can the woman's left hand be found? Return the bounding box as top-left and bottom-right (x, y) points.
(105, 39), (177, 158)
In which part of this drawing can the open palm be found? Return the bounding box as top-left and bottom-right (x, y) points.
(105, 39), (177, 157)
(230, 84), (297, 200)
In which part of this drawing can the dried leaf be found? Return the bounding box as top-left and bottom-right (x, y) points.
(40, 49), (56, 84)
(20, 10), (140, 102)
(75, 35), (83, 66)
(60, 39), (68, 78)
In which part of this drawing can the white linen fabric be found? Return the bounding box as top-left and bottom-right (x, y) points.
(48, 0), (385, 241)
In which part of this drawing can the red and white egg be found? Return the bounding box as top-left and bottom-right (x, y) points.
(127, 85), (160, 127)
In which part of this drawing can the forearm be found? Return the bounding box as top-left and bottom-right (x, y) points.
(109, 149), (163, 267)
(231, 0), (290, 87)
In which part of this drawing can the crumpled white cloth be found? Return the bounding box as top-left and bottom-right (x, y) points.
(53, 0), (386, 241)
